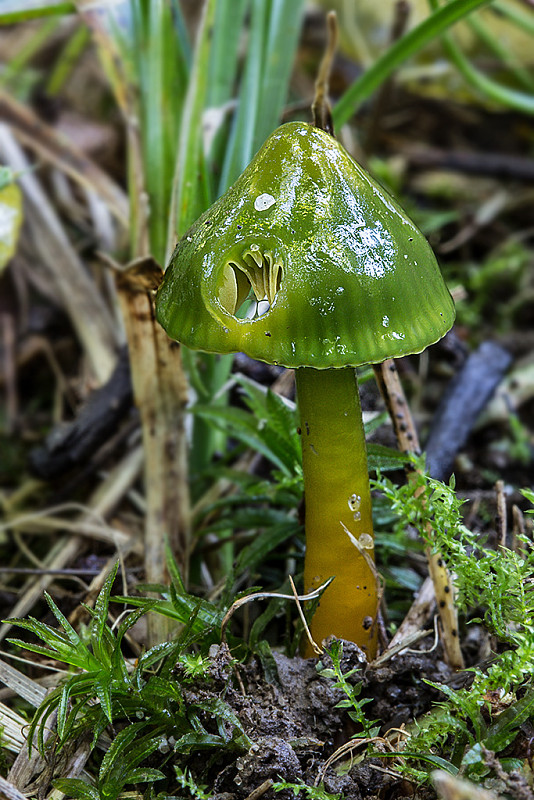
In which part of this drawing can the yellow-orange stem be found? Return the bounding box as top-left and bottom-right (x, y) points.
(297, 367), (378, 658)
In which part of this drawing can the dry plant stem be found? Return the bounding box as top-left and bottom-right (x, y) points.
(432, 769), (501, 800)
(0, 307), (17, 433)
(0, 700), (26, 754)
(243, 780), (274, 800)
(511, 504), (525, 554)
(0, 660), (47, 708)
(0, 89), (129, 227)
(495, 479), (507, 547)
(6, 703), (90, 798)
(364, 0), (410, 152)
(388, 575), (436, 650)
(0, 446), (143, 642)
(117, 279), (190, 645)
(373, 359), (465, 669)
(0, 776), (27, 800)
(0, 126), (118, 383)
(79, 6), (192, 642)
(311, 11), (337, 134)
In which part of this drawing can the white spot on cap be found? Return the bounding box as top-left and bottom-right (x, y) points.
(254, 193), (276, 211)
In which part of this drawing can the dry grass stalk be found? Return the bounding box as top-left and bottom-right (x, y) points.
(0, 700), (27, 753)
(0, 659), (47, 707)
(0, 775), (28, 800)
(75, 5), (193, 644)
(116, 271), (190, 646)
(0, 125), (119, 384)
(374, 359), (465, 670)
(0, 446), (144, 643)
(0, 89), (129, 228)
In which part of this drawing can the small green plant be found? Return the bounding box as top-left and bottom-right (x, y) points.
(174, 766), (211, 800)
(272, 779), (342, 799)
(369, 462), (534, 783)
(4, 562), (254, 798)
(373, 457), (534, 674)
(319, 640), (379, 738)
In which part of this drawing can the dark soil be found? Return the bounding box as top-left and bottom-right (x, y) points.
(173, 640), (455, 800)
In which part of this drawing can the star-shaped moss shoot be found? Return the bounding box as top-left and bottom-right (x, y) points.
(156, 122), (455, 659)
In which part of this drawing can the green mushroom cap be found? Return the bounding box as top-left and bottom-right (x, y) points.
(156, 122), (455, 369)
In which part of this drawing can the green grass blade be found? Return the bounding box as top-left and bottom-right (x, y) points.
(207, 0), (250, 108)
(168, 0), (216, 253)
(253, 0), (305, 151)
(133, 0), (190, 263)
(466, 15), (534, 93)
(492, 1), (534, 37)
(170, 0), (192, 64)
(333, 0), (492, 127)
(219, 0), (305, 193)
(0, 1), (74, 23)
(53, 779), (99, 800)
(0, 16), (60, 88)
(428, 0), (534, 114)
(45, 23), (90, 95)
(90, 562), (119, 662)
(218, 0), (267, 192)
(43, 592), (82, 647)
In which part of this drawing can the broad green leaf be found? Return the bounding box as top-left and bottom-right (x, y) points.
(174, 731), (227, 752)
(170, 0), (216, 247)
(53, 778), (99, 800)
(367, 443), (410, 472)
(234, 521), (299, 574)
(375, 750), (459, 774)
(193, 404), (293, 475)
(485, 686), (534, 751)
(126, 767), (165, 784)
(191, 697), (252, 747)
(116, 593), (224, 634)
(94, 672), (113, 724)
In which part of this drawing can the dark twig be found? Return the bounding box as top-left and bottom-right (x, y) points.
(312, 11), (337, 136)
(425, 342), (512, 482)
(374, 358), (464, 669)
(404, 145), (534, 182)
(364, 0), (411, 152)
(29, 346), (133, 479)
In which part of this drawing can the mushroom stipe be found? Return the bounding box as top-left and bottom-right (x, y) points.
(156, 122), (455, 658)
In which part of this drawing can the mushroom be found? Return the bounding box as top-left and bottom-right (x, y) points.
(156, 121), (455, 658)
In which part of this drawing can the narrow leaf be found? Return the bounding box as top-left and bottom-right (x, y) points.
(333, 0), (492, 127)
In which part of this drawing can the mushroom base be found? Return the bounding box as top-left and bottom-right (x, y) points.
(296, 366), (379, 658)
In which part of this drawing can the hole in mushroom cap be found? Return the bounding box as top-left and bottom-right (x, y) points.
(218, 245), (283, 320)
